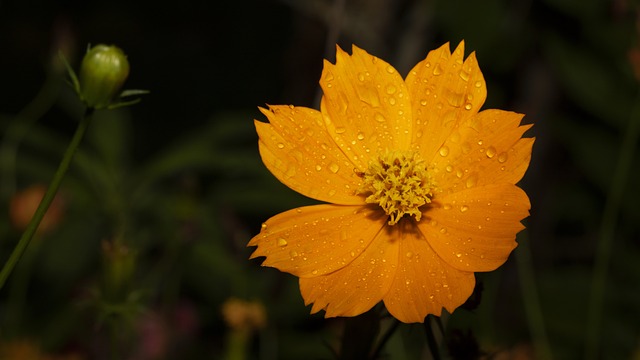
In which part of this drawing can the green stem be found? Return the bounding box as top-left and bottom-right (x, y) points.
(584, 91), (640, 360)
(0, 108), (94, 291)
(515, 231), (553, 359)
(423, 315), (441, 360)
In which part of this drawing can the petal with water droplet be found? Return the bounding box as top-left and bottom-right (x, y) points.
(406, 41), (487, 160)
(418, 184), (530, 271)
(383, 221), (475, 322)
(299, 219), (399, 318)
(320, 45), (413, 169)
(248, 204), (386, 277)
(431, 109), (534, 194)
(255, 105), (366, 205)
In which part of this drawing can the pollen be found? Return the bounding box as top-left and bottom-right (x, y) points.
(357, 150), (437, 225)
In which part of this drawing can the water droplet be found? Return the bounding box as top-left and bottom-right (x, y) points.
(460, 205), (469, 213)
(456, 169), (463, 178)
(315, 165), (322, 171)
(285, 167), (296, 177)
(459, 70), (470, 81)
(312, 269), (318, 275)
(464, 103), (472, 110)
(335, 126), (346, 134)
(486, 146), (496, 158)
(389, 97), (396, 105)
(445, 165), (453, 173)
(443, 204), (452, 210)
(326, 83), (333, 88)
(477, 139), (483, 146)
(261, 223), (267, 230)
(429, 294), (435, 300)
(385, 85), (397, 94)
(416, 130), (423, 138)
(289, 250), (298, 257)
(386, 65), (395, 74)
(433, 64), (443, 75)
(358, 73), (365, 82)
(440, 227), (447, 234)
(374, 113), (386, 122)
(465, 174), (478, 188)
(328, 189), (336, 196)
(405, 251), (413, 258)
(329, 163), (340, 173)
(474, 80), (482, 88)
(277, 143), (285, 149)
(439, 146), (450, 157)
(497, 152), (508, 163)
(420, 99), (428, 106)
(456, 253), (462, 258)
(277, 238), (288, 247)
(357, 132), (365, 140)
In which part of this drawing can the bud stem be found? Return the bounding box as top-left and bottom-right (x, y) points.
(0, 108), (94, 291)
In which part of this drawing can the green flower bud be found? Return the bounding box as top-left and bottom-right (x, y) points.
(79, 44), (130, 109)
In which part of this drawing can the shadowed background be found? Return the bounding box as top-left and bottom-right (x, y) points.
(1, 0), (638, 358)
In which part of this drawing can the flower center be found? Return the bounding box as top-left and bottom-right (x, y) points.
(357, 150), (436, 225)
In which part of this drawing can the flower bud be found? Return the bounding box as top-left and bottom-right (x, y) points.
(79, 44), (130, 109)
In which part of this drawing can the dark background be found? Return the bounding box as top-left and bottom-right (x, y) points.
(1, 0), (638, 358)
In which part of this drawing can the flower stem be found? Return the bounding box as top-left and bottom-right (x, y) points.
(0, 108), (94, 291)
(515, 231), (552, 359)
(584, 90), (640, 360)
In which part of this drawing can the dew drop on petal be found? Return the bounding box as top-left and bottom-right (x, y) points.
(389, 97), (396, 105)
(358, 73), (365, 82)
(335, 126), (346, 134)
(459, 70), (470, 81)
(357, 132), (365, 140)
(289, 250), (298, 258)
(315, 165), (322, 171)
(443, 204), (452, 210)
(460, 205), (469, 213)
(445, 165), (453, 173)
(374, 113), (386, 122)
(498, 152), (508, 163)
(329, 163), (340, 174)
(261, 223), (267, 230)
(385, 85), (397, 94)
(277, 143), (285, 149)
(474, 80), (482, 88)
(456, 253), (462, 258)
(277, 238), (288, 247)
(464, 103), (472, 110)
(438, 146), (450, 157)
(386, 65), (395, 74)
(405, 251), (413, 258)
(420, 99), (428, 106)
(465, 174), (478, 188)
(328, 189), (336, 196)
(433, 64), (443, 75)
(486, 146), (497, 158)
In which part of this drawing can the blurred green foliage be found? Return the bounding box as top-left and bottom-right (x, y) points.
(1, 0), (639, 358)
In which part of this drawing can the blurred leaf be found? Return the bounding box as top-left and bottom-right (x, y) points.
(543, 34), (635, 129)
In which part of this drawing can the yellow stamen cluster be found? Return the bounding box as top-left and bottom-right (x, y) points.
(358, 150), (436, 225)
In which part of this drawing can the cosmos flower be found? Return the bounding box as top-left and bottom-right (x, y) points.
(249, 41), (534, 323)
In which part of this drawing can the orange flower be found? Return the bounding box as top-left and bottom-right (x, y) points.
(249, 42), (534, 323)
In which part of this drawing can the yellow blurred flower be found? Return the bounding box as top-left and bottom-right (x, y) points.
(221, 298), (267, 332)
(249, 42), (534, 323)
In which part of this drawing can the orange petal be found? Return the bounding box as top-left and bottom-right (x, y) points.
(383, 221), (475, 323)
(418, 184), (530, 272)
(255, 105), (365, 205)
(406, 41), (487, 161)
(298, 222), (400, 318)
(320, 45), (413, 171)
(431, 109), (534, 195)
(249, 204), (387, 277)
